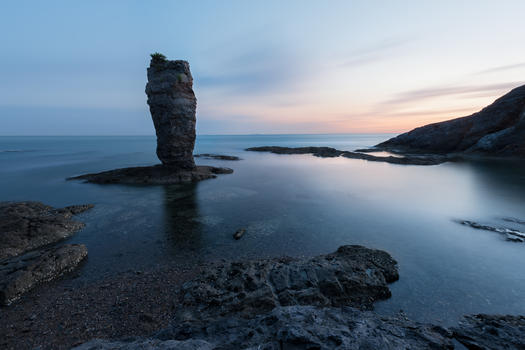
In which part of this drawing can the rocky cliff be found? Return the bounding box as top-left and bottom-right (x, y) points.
(377, 84), (525, 157)
(146, 56), (196, 169)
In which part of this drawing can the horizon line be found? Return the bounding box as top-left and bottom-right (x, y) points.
(0, 132), (399, 137)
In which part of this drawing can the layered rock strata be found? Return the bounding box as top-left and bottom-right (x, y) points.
(0, 201), (93, 260)
(376, 84), (525, 157)
(69, 55), (233, 185)
(146, 58), (196, 169)
(0, 244), (87, 305)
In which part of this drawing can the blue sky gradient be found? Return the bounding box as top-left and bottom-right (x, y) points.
(1, 1), (525, 135)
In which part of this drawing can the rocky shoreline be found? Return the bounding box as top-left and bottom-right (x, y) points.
(246, 146), (452, 165)
(0, 202), (92, 305)
(2, 208), (525, 349)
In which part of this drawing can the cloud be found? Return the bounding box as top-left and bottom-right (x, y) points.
(339, 37), (412, 68)
(384, 81), (524, 106)
(195, 46), (306, 95)
(475, 62), (525, 75)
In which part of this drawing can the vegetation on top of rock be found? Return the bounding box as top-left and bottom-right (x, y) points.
(150, 52), (167, 62)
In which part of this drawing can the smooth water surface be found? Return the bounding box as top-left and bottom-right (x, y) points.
(1, 134), (525, 326)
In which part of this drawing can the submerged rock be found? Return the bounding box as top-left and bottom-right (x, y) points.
(68, 165), (233, 185)
(0, 244), (87, 305)
(246, 146), (450, 165)
(0, 201), (93, 260)
(146, 58), (197, 169)
(459, 220), (525, 242)
(452, 314), (525, 350)
(377, 84), (525, 157)
(194, 153), (241, 161)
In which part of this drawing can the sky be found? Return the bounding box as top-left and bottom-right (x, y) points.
(1, 0), (525, 135)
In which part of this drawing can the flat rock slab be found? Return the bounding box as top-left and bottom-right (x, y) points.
(0, 202), (93, 260)
(452, 314), (525, 350)
(246, 146), (451, 165)
(194, 153), (241, 161)
(76, 306), (453, 350)
(0, 244), (87, 305)
(176, 245), (399, 322)
(68, 165), (233, 185)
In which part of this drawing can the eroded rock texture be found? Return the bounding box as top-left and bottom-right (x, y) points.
(0, 201), (93, 260)
(452, 314), (525, 350)
(0, 244), (87, 305)
(377, 84), (525, 157)
(175, 245), (398, 322)
(77, 306), (453, 350)
(146, 58), (197, 169)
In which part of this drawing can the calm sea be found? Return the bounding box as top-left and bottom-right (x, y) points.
(1, 134), (525, 325)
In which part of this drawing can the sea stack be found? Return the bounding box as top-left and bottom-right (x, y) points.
(68, 54), (233, 185)
(146, 54), (196, 169)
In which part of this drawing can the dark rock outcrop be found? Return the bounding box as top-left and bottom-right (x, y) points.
(146, 58), (197, 169)
(71, 244), (525, 349)
(247, 146), (345, 157)
(0, 202), (93, 260)
(246, 146), (450, 165)
(0, 244), (87, 305)
(76, 306), (454, 350)
(68, 165), (233, 185)
(194, 153), (241, 161)
(175, 245), (398, 323)
(377, 84), (525, 157)
(452, 314), (525, 350)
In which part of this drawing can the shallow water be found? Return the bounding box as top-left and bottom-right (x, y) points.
(1, 134), (525, 326)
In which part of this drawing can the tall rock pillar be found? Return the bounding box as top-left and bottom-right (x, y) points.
(145, 55), (196, 169)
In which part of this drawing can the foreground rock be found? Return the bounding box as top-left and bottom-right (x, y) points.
(452, 314), (525, 350)
(77, 306), (454, 350)
(68, 165), (233, 185)
(76, 246), (454, 350)
(70, 244), (525, 349)
(376, 84), (525, 157)
(194, 153), (241, 161)
(146, 56), (197, 169)
(0, 201), (93, 260)
(176, 245), (398, 322)
(246, 146), (450, 165)
(0, 244), (87, 305)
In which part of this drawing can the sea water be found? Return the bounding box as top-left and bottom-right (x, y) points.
(1, 134), (525, 326)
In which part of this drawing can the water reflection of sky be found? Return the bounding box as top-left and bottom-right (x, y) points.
(1, 135), (524, 326)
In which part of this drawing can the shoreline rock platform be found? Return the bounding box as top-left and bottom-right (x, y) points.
(68, 164), (233, 185)
(0, 201), (93, 260)
(0, 201), (92, 306)
(194, 153), (241, 161)
(246, 146), (452, 165)
(0, 244), (87, 305)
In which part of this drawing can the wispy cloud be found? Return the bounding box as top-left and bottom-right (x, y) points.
(475, 62), (525, 75)
(384, 81), (524, 106)
(195, 46), (306, 95)
(339, 37), (413, 68)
